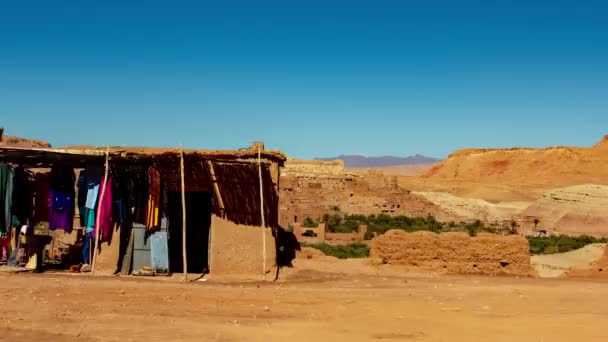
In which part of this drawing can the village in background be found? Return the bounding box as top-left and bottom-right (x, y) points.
(2, 127), (608, 276)
(2, 127), (608, 341)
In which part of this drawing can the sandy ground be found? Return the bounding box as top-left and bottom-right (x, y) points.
(2, 264), (608, 342)
(531, 243), (607, 278)
(411, 191), (530, 222)
(397, 176), (544, 203)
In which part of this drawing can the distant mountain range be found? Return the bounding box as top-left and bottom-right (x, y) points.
(315, 154), (442, 168)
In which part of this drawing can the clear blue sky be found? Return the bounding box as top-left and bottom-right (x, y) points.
(1, 0), (607, 159)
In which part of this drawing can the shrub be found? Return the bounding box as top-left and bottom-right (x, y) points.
(329, 221), (360, 233)
(303, 216), (318, 228)
(527, 235), (608, 255)
(314, 210), (497, 240)
(302, 230), (317, 237)
(302, 242), (370, 259)
(322, 213), (342, 228)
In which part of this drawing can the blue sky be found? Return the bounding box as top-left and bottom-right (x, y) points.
(1, 0), (607, 159)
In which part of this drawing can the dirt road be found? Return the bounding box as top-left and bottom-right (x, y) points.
(1, 271), (607, 342)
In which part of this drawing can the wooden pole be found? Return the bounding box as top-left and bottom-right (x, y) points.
(91, 146), (110, 276)
(206, 160), (226, 273)
(180, 145), (188, 281)
(258, 148), (266, 280)
(207, 161), (225, 217)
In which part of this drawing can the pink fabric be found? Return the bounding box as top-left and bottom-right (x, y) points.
(0, 236), (9, 261)
(96, 176), (114, 242)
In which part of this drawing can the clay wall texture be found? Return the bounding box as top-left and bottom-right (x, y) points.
(210, 215), (276, 277)
(280, 160), (454, 228)
(371, 230), (534, 276)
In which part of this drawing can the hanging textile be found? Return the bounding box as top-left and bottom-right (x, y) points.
(32, 173), (51, 224)
(77, 167), (102, 231)
(97, 175), (114, 242)
(110, 173), (126, 225)
(0, 235), (10, 262)
(11, 167), (34, 228)
(77, 170), (88, 227)
(48, 167), (75, 232)
(49, 190), (75, 233)
(160, 182), (169, 231)
(146, 166), (161, 229)
(0, 164), (15, 237)
(111, 164), (149, 225)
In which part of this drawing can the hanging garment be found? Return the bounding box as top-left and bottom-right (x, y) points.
(0, 165), (15, 237)
(160, 183), (169, 231)
(11, 167), (34, 228)
(81, 235), (95, 264)
(97, 176), (114, 242)
(111, 164), (149, 225)
(50, 166), (76, 195)
(48, 167), (76, 233)
(0, 235), (10, 262)
(146, 167), (161, 229)
(49, 190), (75, 232)
(77, 168), (102, 229)
(32, 173), (51, 224)
(111, 173), (127, 226)
(77, 170), (88, 227)
(85, 181), (100, 210)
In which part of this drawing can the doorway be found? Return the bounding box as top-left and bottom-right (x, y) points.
(167, 191), (212, 274)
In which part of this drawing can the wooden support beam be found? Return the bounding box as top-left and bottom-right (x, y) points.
(180, 145), (188, 281)
(206, 160), (226, 217)
(258, 148), (267, 281)
(91, 146), (110, 276)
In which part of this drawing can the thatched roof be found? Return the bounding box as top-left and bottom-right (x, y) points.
(1, 143), (286, 167)
(62, 145), (286, 165)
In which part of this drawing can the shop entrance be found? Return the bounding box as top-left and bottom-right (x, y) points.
(167, 191), (212, 274)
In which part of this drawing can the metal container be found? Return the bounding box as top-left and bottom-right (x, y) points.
(150, 231), (169, 274)
(132, 223), (151, 271)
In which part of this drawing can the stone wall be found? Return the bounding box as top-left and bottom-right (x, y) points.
(282, 158), (347, 176)
(371, 230), (534, 276)
(293, 223), (367, 245)
(326, 225), (367, 243)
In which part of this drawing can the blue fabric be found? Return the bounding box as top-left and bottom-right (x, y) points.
(85, 183), (100, 209)
(82, 235), (95, 264)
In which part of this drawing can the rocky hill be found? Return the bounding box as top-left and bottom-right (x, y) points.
(422, 136), (608, 189)
(0, 129), (51, 148)
(522, 184), (608, 236)
(594, 135), (608, 149)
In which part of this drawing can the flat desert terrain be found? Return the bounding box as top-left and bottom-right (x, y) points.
(2, 267), (608, 342)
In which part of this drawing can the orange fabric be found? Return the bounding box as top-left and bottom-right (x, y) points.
(145, 167), (161, 229)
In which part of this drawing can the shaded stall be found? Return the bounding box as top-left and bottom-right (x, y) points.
(0, 143), (286, 279)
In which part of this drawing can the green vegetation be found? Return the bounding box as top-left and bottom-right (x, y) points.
(302, 242), (370, 259)
(302, 210), (608, 258)
(303, 216), (318, 228)
(301, 229), (317, 237)
(527, 235), (608, 255)
(319, 212), (502, 239)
